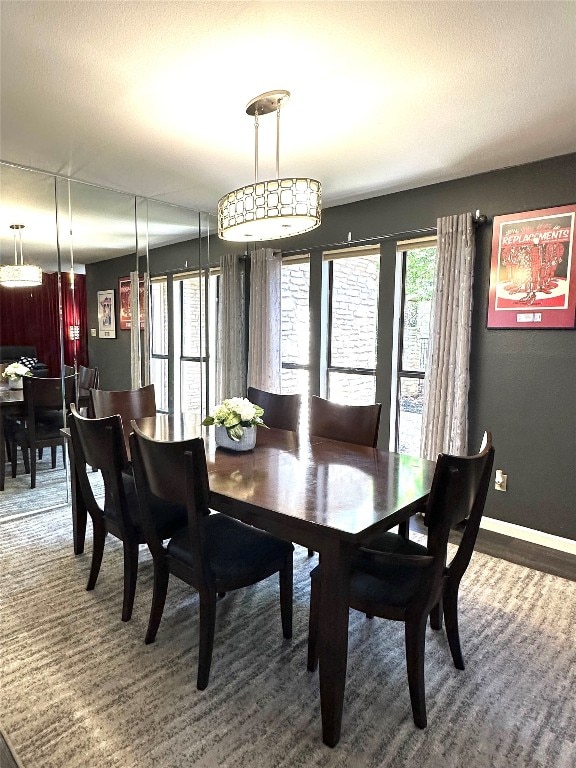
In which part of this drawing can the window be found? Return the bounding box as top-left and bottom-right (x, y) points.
(149, 269), (219, 419)
(174, 270), (219, 417)
(281, 255), (310, 398)
(392, 239), (437, 456)
(324, 247), (379, 404)
(150, 278), (169, 412)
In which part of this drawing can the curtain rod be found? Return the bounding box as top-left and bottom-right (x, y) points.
(280, 211), (487, 256)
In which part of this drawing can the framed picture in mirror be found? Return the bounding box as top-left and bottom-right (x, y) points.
(97, 290), (116, 338)
(118, 276), (145, 330)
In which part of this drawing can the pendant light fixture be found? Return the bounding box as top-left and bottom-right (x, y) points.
(218, 90), (321, 242)
(0, 224), (42, 288)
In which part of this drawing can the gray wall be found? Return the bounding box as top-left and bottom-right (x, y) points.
(88, 153), (576, 541)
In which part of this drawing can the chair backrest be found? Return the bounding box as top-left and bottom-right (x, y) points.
(309, 395), (382, 447)
(23, 375), (76, 438)
(424, 432), (495, 583)
(68, 404), (130, 529)
(91, 384), (156, 451)
(78, 365), (99, 395)
(247, 386), (301, 432)
(129, 423), (210, 564)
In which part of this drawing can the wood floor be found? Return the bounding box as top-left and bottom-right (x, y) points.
(410, 515), (576, 582)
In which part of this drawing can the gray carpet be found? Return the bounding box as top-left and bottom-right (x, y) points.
(1, 505), (575, 768)
(0, 455), (104, 520)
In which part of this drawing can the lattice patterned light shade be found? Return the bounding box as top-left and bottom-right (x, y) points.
(0, 224), (42, 288)
(0, 263), (43, 288)
(218, 177), (321, 241)
(218, 91), (322, 242)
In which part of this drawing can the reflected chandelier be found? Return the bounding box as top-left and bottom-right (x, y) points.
(218, 90), (321, 242)
(0, 224), (42, 288)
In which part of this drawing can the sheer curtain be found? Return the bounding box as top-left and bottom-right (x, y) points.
(129, 270), (150, 388)
(217, 253), (246, 401)
(247, 248), (281, 393)
(421, 212), (475, 459)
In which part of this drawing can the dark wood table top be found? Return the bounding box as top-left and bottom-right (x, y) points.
(135, 415), (435, 543)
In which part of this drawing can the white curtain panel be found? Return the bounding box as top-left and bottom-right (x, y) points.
(217, 253), (246, 401)
(130, 270), (141, 389)
(247, 248), (282, 393)
(421, 212), (475, 460)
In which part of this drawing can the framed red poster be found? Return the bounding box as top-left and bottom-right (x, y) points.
(118, 276), (145, 331)
(488, 204), (576, 329)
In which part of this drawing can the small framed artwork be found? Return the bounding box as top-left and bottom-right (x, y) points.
(118, 276), (145, 331)
(97, 290), (116, 338)
(488, 204), (576, 328)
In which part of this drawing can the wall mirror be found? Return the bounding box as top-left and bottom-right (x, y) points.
(0, 160), (215, 499)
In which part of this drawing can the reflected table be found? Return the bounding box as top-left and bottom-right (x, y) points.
(0, 387), (24, 491)
(132, 415), (436, 747)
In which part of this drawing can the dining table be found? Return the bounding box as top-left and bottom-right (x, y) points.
(145, 414), (436, 746)
(67, 412), (436, 747)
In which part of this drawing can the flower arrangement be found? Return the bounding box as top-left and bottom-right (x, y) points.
(2, 362), (32, 381)
(202, 397), (267, 442)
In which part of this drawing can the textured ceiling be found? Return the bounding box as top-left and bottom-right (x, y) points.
(1, 1), (575, 266)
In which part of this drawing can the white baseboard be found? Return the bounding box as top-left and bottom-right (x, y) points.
(481, 516), (576, 556)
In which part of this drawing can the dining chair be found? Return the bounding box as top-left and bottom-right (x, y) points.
(309, 395), (382, 447)
(307, 432), (494, 729)
(129, 423), (294, 690)
(77, 365), (99, 415)
(378, 432), (495, 665)
(7, 375), (75, 487)
(68, 404), (187, 622)
(91, 384), (156, 453)
(306, 395), (382, 554)
(247, 386), (301, 432)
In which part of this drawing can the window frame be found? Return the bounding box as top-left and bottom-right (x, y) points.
(390, 237), (437, 453)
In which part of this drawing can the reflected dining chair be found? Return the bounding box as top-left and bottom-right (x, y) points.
(7, 375), (75, 488)
(307, 432), (494, 729)
(68, 405), (186, 621)
(77, 365), (99, 415)
(247, 386), (301, 432)
(130, 423), (294, 690)
(91, 384), (156, 453)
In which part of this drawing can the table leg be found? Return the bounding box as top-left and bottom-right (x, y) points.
(317, 538), (351, 747)
(0, 414), (5, 491)
(67, 437), (87, 555)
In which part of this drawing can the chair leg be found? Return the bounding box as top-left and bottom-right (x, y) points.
(443, 581), (465, 670)
(121, 539), (139, 622)
(430, 597), (443, 630)
(405, 616), (428, 729)
(87, 517), (106, 592)
(307, 549), (315, 557)
(51, 445), (57, 468)
(10, 442), (18, 477)
(38, 448), (43, 460)
(197, 588), (217, 690)
(307, 575), (320, 672)
(23, 446), (30, 474)
(145, 560), (170, 644)
(279, 552), (293, 639)
(398, 520), (410, 539)
(30, 445), (37, 488)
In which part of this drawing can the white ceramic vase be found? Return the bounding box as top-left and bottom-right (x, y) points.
(9, 377), (23, 390)
(215, 425), (256, 452)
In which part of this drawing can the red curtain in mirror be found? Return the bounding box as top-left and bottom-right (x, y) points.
(0, 272), (87, 375)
